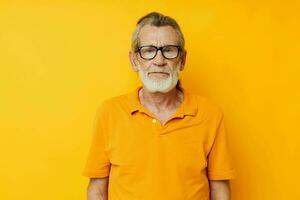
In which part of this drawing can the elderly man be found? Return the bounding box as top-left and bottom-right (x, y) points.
(82, 12), (236, 200)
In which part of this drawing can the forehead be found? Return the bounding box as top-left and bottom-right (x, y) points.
(138, 24), (179, 46)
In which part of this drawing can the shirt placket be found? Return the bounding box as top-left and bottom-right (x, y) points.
(137, 104), (184, 135)
(150, 117), (165, 134)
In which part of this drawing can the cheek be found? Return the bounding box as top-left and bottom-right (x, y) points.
(167, 60), (181, 71)
(137, 59), (154, 70)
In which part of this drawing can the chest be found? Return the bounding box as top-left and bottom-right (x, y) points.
(106, 118), (211, 167)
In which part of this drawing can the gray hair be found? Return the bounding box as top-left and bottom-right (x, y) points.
(131, 12), (185, 52)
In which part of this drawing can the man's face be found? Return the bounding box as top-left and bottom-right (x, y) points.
(130, 25), (186, 93)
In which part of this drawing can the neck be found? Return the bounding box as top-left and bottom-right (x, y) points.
(139, 86), (183, 113)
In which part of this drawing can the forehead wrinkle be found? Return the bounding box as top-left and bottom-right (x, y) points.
(138, 25), (179, 47)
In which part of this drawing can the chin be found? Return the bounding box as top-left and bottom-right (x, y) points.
(143, 79), (177, 93)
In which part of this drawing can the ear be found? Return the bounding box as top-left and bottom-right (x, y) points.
(179, 50), (187, 71)
(129, 51), (139, 72)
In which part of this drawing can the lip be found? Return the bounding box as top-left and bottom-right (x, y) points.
(148, 72), (169, 75)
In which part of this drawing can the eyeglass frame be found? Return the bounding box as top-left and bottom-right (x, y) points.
(135, 45), (182, 60)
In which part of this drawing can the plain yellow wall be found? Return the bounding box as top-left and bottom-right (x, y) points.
(0, 1), (299, 199)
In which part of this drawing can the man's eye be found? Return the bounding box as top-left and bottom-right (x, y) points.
(144, 48), (155, 53)
(163, 47), (174, 52)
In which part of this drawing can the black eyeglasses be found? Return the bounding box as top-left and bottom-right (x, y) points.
(136, 45), (181, 60)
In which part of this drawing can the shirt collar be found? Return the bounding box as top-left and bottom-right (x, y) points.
(127, 85), (198, 118)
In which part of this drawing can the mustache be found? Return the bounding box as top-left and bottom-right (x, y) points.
(145, 63), (181, 74)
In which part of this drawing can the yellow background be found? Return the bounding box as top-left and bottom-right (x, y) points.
(0, 0), (299, 199)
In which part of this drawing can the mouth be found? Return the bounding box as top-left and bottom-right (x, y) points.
(148, 72), (169, 75)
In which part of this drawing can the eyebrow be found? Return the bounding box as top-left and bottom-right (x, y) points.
(139, 43), (180, 47)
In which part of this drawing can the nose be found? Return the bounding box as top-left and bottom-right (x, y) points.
(153, 50), (166, 66)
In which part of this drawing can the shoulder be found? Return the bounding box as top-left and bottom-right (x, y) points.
(95, 91), (132, 116)
(188, 91), (225, 122)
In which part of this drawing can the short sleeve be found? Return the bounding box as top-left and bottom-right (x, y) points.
(207, 110), (236, 180)
(82, 102), (111, 178)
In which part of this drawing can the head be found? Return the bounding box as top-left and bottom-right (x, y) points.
(129, 12), (187, 93)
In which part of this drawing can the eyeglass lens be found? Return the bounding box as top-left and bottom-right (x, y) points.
(139, 46), (180, 59)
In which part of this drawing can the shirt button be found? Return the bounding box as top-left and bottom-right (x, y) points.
(152, 118), (157, 124)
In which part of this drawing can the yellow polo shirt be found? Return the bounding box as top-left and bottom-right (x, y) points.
(82, 85), (236, 200)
